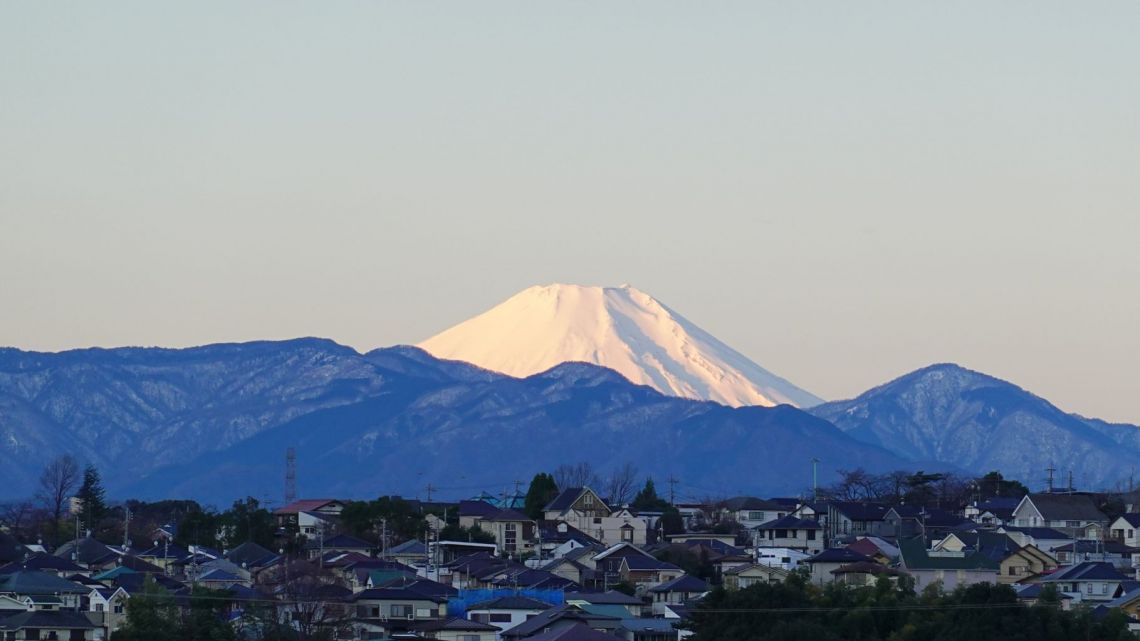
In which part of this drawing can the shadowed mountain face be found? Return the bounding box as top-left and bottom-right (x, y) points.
(0, 340), (900, 503)
(809, 364), (1140, 491)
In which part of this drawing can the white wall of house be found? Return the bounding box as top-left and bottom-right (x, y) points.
(468, 607), (545, 635)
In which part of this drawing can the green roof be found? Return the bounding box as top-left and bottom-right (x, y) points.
(898, 537), (999, 571)
(92, 566), (139, 580)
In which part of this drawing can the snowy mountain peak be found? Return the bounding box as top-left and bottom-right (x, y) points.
(417, 283), (822, 408)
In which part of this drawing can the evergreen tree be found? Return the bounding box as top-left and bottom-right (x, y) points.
(76, 464), (107, 534)
(632, 478), (670, 511)
(524, 473), (559, 520)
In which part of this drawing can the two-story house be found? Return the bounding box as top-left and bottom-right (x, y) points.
(543, 488), (647, 547)
(753, 515), (823, 554)
(1109, 514), (1140, 548)
(1041, 561), (1132, 603)
(1010, 494), (1108, 538)
(718, 497), (788, 529)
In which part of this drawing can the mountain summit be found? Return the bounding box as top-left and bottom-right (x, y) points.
(417, 284), (821, 408)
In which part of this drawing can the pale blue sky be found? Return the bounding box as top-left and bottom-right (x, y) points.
(2, 2), (1138, 421)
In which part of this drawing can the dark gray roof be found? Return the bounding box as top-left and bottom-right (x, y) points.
(648, 574), (708, 593)
(502, 604), (621, 639)
(830, 502), (889, 521)
(522, 623), (624, 641)
(1026, 494), (1107, 522)
(467, 595), (556, 611)
(0, 570), (90, 595)
(755, 515), (822, 530)
(545, 488), (588, 512)
(807, 548), (873, 564)
(564, 590), (642, 605)
(720, 497), (785, 512)
(1001, 526), (1070, 539)
(389, 540), (427, 555)
(1115, 514), (1140, 528)
(225, 541), (277, 567)
(1044, 562), (1129, 583)
(0, 610), (95, 630)
(411, 616), (499, 632)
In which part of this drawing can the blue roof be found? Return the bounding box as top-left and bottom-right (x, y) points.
(755, 515), (822, 530)
(1044, 562), (1129, 583)
(649, 574), (709, 593)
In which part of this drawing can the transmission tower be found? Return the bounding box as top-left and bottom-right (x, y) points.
(285, 447), (297, 504)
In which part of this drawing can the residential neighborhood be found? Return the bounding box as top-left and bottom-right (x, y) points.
(4, 462), (1140, 641)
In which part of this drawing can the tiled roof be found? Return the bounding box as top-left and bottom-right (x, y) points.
(0, 570), (90, 594)
(649, 574), (709, 593)
(830, 502), (890, 521)
(467, 595), (557, 611)
(1043, 562), (1130, 583)
(755, 515), (822, 530)
(545, 488), (587, 512)
(411, 616), (499, 632)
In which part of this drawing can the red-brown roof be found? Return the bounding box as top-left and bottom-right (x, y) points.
(273, 499), (340, 515)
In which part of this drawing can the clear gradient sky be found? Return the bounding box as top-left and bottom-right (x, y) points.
(2, 2), (1138, 422)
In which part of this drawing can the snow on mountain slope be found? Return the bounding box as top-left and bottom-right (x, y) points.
(417, 284), (822, 408)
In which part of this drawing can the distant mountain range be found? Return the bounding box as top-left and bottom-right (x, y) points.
(0, 340), (901, 504)
(809, 363), (1140, 491)
(419, 284), (821, 408)
(3, 285), (1138, 505)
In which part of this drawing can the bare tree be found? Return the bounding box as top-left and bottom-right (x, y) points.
(257, 558), (354, 640)
(553, 462), (601, 491)
(604, 462), (639, 506)
(0, 501), (34, 538)
(37, 455), (80, 541)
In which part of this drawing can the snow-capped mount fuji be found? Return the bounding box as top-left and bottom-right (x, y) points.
(417, 284), (822, 408)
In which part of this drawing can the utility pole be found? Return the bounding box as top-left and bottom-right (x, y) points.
(667, 476), (678, 506)
(1068, 471), (1075, 494)
(285, 447), (297, 505)
(426, 484), (435, 503)
(1046, 465), (1056, 492)
(811, 458), (820, 501)
(380, 518), (388, 559)
(122, 506), (131, 549)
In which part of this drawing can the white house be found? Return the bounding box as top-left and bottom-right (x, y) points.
(1109, 514), (1140, 548)
(467, 595), (554, 636)
(753, 516), (824, 554)
(1010, 494), (1108, 537)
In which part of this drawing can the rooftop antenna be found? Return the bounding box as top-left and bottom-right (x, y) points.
(285, 447), (297, 505)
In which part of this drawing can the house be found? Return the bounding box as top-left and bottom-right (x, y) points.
(831, 562), (904, 587)
(998, 545), (1058, 584)
(387, 540), (428, 567)
(564, 591), (644, 617)
(0, 570), (91, 610)
(883, 506), (973, 541)
(273, 499), (346, 535)
(896, 537), (1001, 591)
(351, 586), (448, 625)
(501, 604), (622, 640)
(1052, 540), (1134, 569)
(1010, 494), (1108, 538)
(615, 617), (680, 641)
(964, 497), (1022, 526)
(1110, 514), (1140, 548)
(804, 548), (874, 585)
(826, 503), (890, 542)
(545, 488), (611, 521)
(0, 611), (96, 641)
(305, 533), (375, 559)
(752, 547), (810, 571)
(718, 497), (788, 529)
(521, 622), (626, 641)
(845, 537), (899, 565)
(543, 489), (647, 548)
(467, 595), (557, 635)
(477, 509), (538, 556)
(648, 574), (708, 613)
(752, 516), (823, 554)
(541, 546), (603, 586)
(997, 526), (1073, 554)
(1040, 561), (1132, 603)
(410, 616), (500, 641)
(723, 564), (790, 590)
(87, 586), (129, 636)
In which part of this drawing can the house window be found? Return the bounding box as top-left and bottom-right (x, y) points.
(1066, 521), (1081, 528)
(114, 603), (124, 614)
(621, 527), (633, 542)
(459, 635), (481, 641)
(25, 631), (40, 641)
(390, 604), (413, 617)
(594, 518), (603, 524)
(505, 522), (517, 551)
(489, 613), (511, 623)
(807, 530), (816, 541)
(747, 511), (764, 521)
(775, 530), (788, 538)
(584, 494), (594, 507)
(95, 604), (104, 612)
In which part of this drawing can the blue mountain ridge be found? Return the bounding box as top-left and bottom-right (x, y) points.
(0, 339), (903, 504)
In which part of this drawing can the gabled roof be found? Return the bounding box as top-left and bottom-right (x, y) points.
(545, 487), (609, 514)
(806, 548), (873, 564)
(829, 502), (889, 521)
(898, 537), (1000, 570)
(467, 595), (556, 611)
(502, 604), (621, 639)
(1000, 526), (1070, 539)
(0, 569), (90, 594)
(522, 623), (624, 641)
(1043, 561), (1130, 583)
(755, 515), (822, 530)
(649, 574), (709, 593)
(198, 569), (243, 583)
(53, 536), (115, 565)
(564, 590), (642, 605)
(225, 541), (278, 568)
(411, 616), (499, 632)
(621, 555), (681, 572)
(389, 539), (427, 556)
(593, 543), (654, 562)
(1019, 494), (1107, 522)
(0, 611), (95, 631)
(832, 562), (902, 576)
(1113, 514), (1140, 528)
(351, 587), (447, 603)
(458, 500), (502, 518)
(306, 534), (374, 551)
(1053, 540), (1133, 554)
(18, 553), (85, 573)
(720, 497), (786, 512)
(273, 499), (341, 515)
